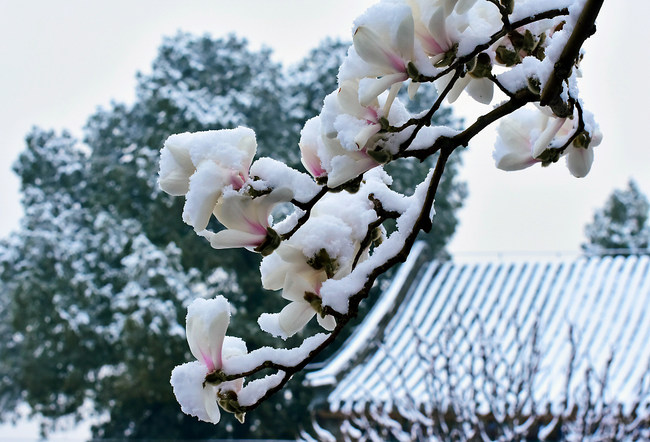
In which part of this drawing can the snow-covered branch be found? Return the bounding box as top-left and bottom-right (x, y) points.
(157, 0), (605, 426)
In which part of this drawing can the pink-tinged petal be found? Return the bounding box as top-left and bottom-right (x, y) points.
(299, 133), (327, 178)
(203, 229), (266, 249)
(426, 8), (452, 55)
(354, 26), (402, 73)
(186, 296), (230, 371)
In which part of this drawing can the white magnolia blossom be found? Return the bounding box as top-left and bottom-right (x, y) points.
(302, 82), (411, 188)
(300, 115), (380, 189)
(258, 189), (378, 339)
(493, 106), (601, 177)
(170, 296), (247, 424)
(158, 127), (257, 231)
(258, 243), (338, 339)
(341, 1), (438, 106)
(351, 2), (414, 100)
(198, 187), (291, 251)
(406, 0), (456, 59)
(433, 1), (501, 104)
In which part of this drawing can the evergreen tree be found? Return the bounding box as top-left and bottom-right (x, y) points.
(582, 179), (650, 255)
(0, 34), (466, 439)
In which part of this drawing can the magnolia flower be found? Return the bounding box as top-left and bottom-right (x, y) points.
(299, 117), (327, 179)
(198, 187), (291, 252)
(258, 244), (338, 339)
(311, 82), (412, 188)
(300, 115), (380, 189)
(493, 107), (563, 171)
(326, 80), (384, 150)
(565, 122), (602, 178)
(158, 127), (257, 231)
(344, 2), (424, 106)
(258, 191), (378, 339)
(170, 296), (247, 424)
(493, 106), (601, 177)
(433, 2), (501, 104)
(407, 0), (455, 58)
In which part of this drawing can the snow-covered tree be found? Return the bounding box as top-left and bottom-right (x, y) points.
(583, 179), (650, 254)
(0, 32), (465, 439)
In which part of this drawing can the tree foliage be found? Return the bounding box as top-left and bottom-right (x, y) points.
(582, 179), (650, 255)
(0, 33), (464, 439)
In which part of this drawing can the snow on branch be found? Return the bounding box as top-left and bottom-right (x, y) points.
(157, 0), (604, 427)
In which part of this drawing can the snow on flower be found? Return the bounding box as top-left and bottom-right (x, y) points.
(433, 1), (501, 104)
(258, 190), (378, 339)
(300, 115), (380, 189)
(170, 296), (247, 424)
(493, 105), (601, 177)
(305, 82), (411, 188)
(158, 127), (257, 232)
(340, 1), (435, 106)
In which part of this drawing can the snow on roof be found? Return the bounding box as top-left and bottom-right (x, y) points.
(306, 248), (650, 416)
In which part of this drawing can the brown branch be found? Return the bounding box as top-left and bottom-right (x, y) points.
(204, 2), (605, 418)
(416, 8), (570, 83)
(540, 0), (605, 114)
(398, 88), (536, 162)
(282, 186), (328, 240)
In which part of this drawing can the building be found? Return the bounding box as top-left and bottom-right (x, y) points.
(305, 243), (650, 440)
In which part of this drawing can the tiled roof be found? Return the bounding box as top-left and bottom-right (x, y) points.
(306, 246), (650, 416)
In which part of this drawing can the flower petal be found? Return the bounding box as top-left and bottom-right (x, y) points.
(316, 314), (337, 331)
(278, 301), (316, 337)
(186, 296), (230, 371)
(182, 161), (226, 231)
(170, 361), (221, 424)
(566, 146), (594, 178)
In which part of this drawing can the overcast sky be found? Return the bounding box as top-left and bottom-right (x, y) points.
(1, 0), (648, 257)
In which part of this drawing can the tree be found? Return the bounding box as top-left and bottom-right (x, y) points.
(0, 33), (465, 439)
(583, 179), (650, 255)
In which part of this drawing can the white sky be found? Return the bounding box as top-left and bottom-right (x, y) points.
(0, 0), (648, 259)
